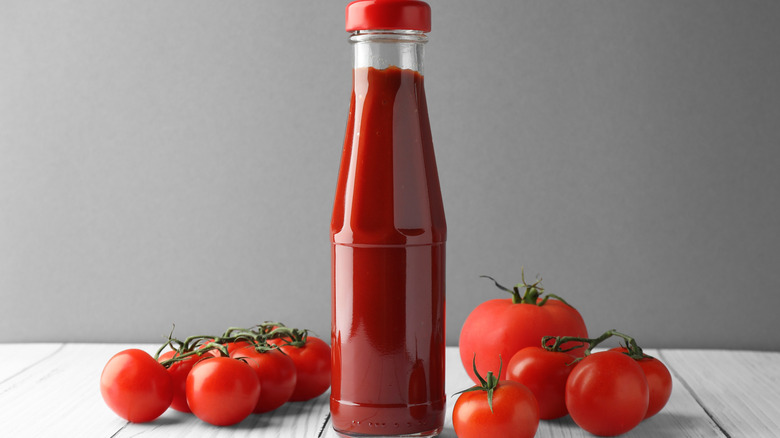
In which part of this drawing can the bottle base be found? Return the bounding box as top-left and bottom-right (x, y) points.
(330, 397), (446, 438)
(333, 426), (443, 438)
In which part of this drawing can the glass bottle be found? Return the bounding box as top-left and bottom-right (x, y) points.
(330, 1), (446, 437)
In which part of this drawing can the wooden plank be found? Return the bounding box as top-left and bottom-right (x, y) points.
(659, 349), (780, 438)
(323, 348), (725, 438)
(0, 343), (331, 437)
(0, 343), (64, 382)
(615, 349), (725, 437)
(0, 343), (136, 436)
(2, 344), (773, 436)
(115, 392), (331, 437)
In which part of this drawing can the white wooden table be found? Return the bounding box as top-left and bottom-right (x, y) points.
(1, 344), (777, 437)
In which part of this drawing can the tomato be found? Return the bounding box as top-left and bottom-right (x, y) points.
(231, 346), (297, 413)
(453, 380), (539, 438)
(100, 349), (173, 423)
(506, 346), (576, 419)
(565, 350), (649, 436)
(157, 350), (211, 413)
(611, 347), (673, 419)
(459, 279), (588, 383)
(185, 357), (261, 426)
(224, 341), (253, 355)
(274, 336), (331, 401)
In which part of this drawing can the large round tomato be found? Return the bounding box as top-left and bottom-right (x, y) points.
(453, 380), (539, 438)
(565, 350), (649, 436)
(611, 347), (673, 419)
(460, 296), (587, 383)
(506, 346), (576, 419)
(185, 357), (261, 426)
(100, 349), (173, 423)
(273, 336), (331, 401)
(231, 346), (297, 413)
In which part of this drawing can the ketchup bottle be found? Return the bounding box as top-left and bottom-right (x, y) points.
(330, 1), (446, 437)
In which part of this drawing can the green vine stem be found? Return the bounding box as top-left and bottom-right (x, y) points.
(155, 322), (310, 368)
(542, 329), (650, 361)
(480, 267), (573, 307)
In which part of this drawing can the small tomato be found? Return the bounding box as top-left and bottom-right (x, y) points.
(274, 336), (331, 401)
(611, 347), (673, 419)
(231, 345), (298, 413)
(507, 346), (576, 419)
(453, 358), (539, 438)
(100, 349), (173, 423)
(157, 350), (212, 413)
(565, 350), (649, 436)
(185, 357), (260, 426)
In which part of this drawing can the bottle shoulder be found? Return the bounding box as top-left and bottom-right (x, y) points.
(332, 65), (444, 245)
(331, 219), (447, 245)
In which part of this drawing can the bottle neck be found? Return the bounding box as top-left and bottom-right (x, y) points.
(350, 30), (427, 73)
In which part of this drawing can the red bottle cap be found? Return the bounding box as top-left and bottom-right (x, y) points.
(345, 0), (431, 32)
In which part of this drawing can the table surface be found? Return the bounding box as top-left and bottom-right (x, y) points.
(1, 344), (778, 437)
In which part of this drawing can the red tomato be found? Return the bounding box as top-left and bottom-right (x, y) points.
(506, 346), (576, 419)
(565, 351), (649, 436)
(224, 341), (253, 355)
(275, 336), (331, 401)
(459, 296), (587, 383)
(453, 380), (539, 438)
(611, 347), (673, 419)
(157, 350), (211, 413)
(100, 349), (173, 423)
(185, 357), (261, 426)
(231, 346), (298, 413)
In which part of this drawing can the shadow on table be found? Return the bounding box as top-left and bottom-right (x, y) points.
(228, 393), (330, 431)
(143, 414), (188, 427)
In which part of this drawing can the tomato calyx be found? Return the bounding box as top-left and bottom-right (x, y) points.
(263, 325), (311, 348)
(543, 329), (650, 361)
(480, 267), (573, 307)
(454, 355), (504, 413)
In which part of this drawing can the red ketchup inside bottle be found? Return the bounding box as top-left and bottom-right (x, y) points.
(330, 58), (446, 438)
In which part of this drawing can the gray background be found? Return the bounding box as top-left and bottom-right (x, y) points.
(2, 1), (779, 350)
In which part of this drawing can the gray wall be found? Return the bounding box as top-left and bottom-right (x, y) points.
(2, 1), (779, 350)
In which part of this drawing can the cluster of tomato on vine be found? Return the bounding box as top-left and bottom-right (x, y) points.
(100, 322), (331, 427)
(453, 270), (673, 437)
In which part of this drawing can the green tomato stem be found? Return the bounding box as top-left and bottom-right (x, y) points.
(156, 322), (310, 368)
(542, 330), (649, 361)
(480, 267), (577, 308)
